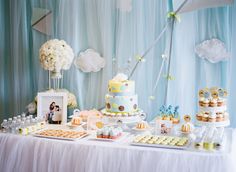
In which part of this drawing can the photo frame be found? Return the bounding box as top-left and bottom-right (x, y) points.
(155, 119), (173, 135)
(37, 92), (68, 125)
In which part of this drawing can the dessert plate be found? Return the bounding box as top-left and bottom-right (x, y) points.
(66, 122), (86, 129)
(33, 129), (89, 141)
(89, 132), (129, 142)
(130, 141), (191, 150)
(132, 127), (152, 132)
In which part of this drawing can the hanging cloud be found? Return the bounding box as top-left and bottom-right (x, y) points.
(195, 38), (230, 63)
(117, 0), (132, 12)
(74, 49), (106, 73)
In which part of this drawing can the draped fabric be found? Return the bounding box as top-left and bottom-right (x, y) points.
(0, 0), (235, 126)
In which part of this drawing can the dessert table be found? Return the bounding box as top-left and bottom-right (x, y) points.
(0, 129), (236, 172)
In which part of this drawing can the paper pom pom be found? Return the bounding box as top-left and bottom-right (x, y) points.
(74, 49), (106, 73)
(195, 38), (230, 63)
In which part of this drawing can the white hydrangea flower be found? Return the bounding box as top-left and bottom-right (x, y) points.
(39, 39), (74, 76)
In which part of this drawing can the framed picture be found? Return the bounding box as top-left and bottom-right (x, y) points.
(155, 119), (173, 135)
(37, 92), (68, 125)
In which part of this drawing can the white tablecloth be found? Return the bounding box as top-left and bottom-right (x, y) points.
(0, 129), (236, 172)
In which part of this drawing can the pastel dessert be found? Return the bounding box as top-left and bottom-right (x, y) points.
(136, 121), (149, 130)
(196, 113), (202, 121)
(133, 135), (188, 147)
(157, 105), (180, 124)
(196, 87), (229, 123)
(78, 109), (102, 122)
(96, 126), (122, 139)
(181, 115), (194, 133)
(209, 98), (217, 107)
(71, 116), (82, 125)
(102, 73), (141, 117)
(208, 116), (216, 122)
(36, 129), (87, 139)
(202, 114), (209, 122)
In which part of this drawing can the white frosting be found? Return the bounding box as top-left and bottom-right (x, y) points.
(112, 73), (128, 81)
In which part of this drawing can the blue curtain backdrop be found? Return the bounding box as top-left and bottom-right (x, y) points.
(0, 0), (235, 127)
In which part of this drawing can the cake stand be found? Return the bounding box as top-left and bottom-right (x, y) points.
(101, 109), (146, 126)
(195, 120), (230, 128)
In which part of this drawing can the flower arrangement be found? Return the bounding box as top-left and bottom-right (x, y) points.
(39, 39), (74, 78)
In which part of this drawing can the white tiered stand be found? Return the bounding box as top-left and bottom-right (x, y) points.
(196, 105), (230, 127)
(101, 109), (146, 126)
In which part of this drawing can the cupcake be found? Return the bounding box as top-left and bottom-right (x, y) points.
(109, 129), (118, 139)
(202, 99), (210, 107)
(102, 129), (110, 138)
(96, 130), (103, 138)
(208, 116), (216, 122)
(202, 114), (209, 122)
(209, 98), (217, 107)
(196, 113), (202, 121)
(199, 97), (205, 106)
(216, 113), (224, 122)
(217, 98), (225, 107)
(224, 112), (229, 120)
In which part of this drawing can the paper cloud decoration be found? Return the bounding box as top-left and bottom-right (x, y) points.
(117, 0), (132, 12)
(74, 49), (106, 73)
(195, 38), (230, 63)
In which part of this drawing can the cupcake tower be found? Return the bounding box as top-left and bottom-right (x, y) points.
(196, 87), (230, 126)
(157, 105), (180, 124)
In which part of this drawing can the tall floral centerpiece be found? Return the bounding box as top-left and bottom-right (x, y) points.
(39, 39), (74, 89)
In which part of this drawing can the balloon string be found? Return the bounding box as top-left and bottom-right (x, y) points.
(128, 0), (189, 80)
(152, 57), (166, 94)
(164, 18), (175, 105)
(128, 24), (169, 79)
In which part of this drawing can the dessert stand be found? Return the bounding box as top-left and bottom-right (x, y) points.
(195, 120), (230, 128)
(101, 109), (146, 126)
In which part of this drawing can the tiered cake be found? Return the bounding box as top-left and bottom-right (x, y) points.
(102, 73), (144, 123)
(195, 87), (230, 127)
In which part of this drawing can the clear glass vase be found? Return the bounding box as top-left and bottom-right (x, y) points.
(48, 71), (63, 90)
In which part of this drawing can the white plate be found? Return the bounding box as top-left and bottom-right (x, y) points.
(130, 141), (190, 150)
(33, 129), (89, 141)
(195, 120), (230, 127)
(66, 122), (86, 128)
(89, 132), (129, 142)
(132, 127), (152, 132)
